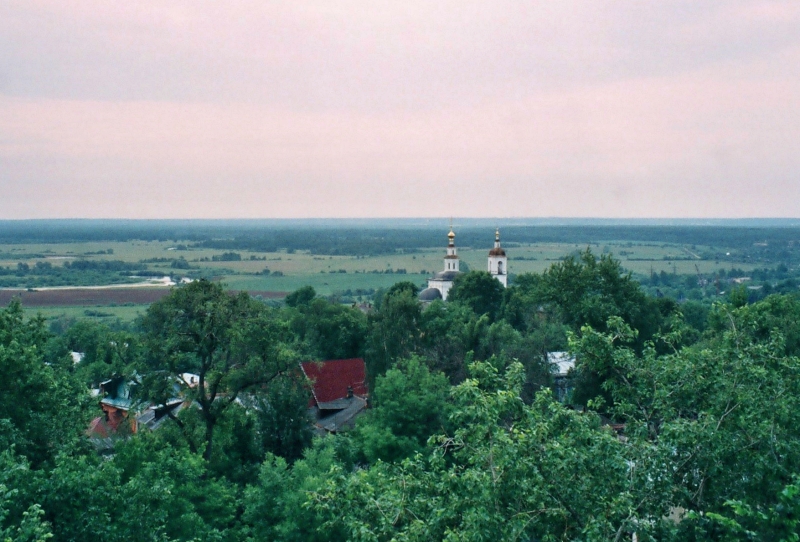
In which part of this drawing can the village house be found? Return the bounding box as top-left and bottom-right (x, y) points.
(548, 351), (576, 403)
(86, 373), (196, 450)
(87, 357), (370, 448)
(300, 358), (369, 434)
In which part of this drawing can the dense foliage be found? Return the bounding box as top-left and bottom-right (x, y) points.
(2, 248), (800, 540)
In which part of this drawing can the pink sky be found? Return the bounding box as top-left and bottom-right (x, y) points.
(1, 1), (799, 218)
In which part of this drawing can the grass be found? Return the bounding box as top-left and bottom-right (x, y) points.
(2, 238), (767, 324)
(0, 239), (762, 279)
(221, 272), (429, 296)
(25, 304), (147, 325)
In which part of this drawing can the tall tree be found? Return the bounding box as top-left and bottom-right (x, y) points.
(571, 303), (800, 518)
(365, 286), (422, 385)
(314, 362), (674, 541)
(418, 300), (483, 383)
(140, 280), (296, 461)
(352, 356), (451, 463)
(285, 285), (316, 308)
(532, 249), (678, 406)
(287, 297), (367, 361)
(0, 300), (92, 466)
(537, 249), (650, 335)
(447, 271), (504, 321)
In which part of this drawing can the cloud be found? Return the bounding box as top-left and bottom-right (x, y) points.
(0, 1), (798, 218)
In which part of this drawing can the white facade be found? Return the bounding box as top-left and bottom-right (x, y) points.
(427, 276), (455, 300)
(488, 229), (508, 287)
(423, 227), (509, 302)
(444, 236), (459, 272)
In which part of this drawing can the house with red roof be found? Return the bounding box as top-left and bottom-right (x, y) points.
(300, 358), (369, 434)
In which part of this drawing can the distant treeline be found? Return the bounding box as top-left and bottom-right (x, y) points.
(0, 260), (144, 276)
(1, 220), (799, 259)
(0, 259), (148, 288)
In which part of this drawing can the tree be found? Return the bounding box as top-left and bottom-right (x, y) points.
(30, 437), (238, 541)
(243, 440), (348, 542)
(476, 320), (557, 401)
(729, 284), (749, 308)
(314, 362), (675, 541)
(352, 356), (451, 463)
(571, 303), (800, 518)
(140, 280), (296, 461)
(500, 271), (546, 332)
(252, 376), (313, 463)
(447, 271), (504, 320)
(365, 286), (422, 385)
(371, 281), (420, 312)
(532, 250), (679, 407)
(690, 479), (800, 540)
(0, 301), (93, 466)
(1, 478), (53, 542)
(285, 285), (316, 308)
(287, 297), (367, 361)
(537, 249), (651, 335)
(707, 293), (800, 357)
(416, 300), (485, 383)
(48, 320), (142, 386)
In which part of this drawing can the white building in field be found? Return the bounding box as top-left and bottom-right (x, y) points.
(420, 227), (510, 302)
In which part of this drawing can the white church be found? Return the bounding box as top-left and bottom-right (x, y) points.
(419, 227), (508, 302)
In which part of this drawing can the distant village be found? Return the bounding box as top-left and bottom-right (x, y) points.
(86, 227), (575, 446)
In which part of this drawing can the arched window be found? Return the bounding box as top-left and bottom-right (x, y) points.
(497, 261), (504, 275)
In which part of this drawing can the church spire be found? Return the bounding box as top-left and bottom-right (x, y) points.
(448, 218), (455, 247)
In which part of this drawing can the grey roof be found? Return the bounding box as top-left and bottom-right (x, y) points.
(317, 398), (356, 410)
(419, 287), (443, 301)
(136, 400), (186, 431)
(313, 396), (368, 434)
(431, 270), (460, 281)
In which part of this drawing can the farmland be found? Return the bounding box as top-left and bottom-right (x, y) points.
(1, 219), (799, 324)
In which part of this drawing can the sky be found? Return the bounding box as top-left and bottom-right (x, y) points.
(1, 1), (799, 219)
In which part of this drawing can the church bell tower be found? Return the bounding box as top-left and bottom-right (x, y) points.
(444, 227), (459, 272)
(488, 229), (507, 287)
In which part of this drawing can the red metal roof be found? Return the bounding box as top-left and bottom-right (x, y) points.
(300, 358), (368, 405)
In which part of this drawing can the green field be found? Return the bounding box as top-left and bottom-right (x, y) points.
(0, 239), (757, 277)
(1, 237), (771, 325)
(24, 304), (148, 325)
